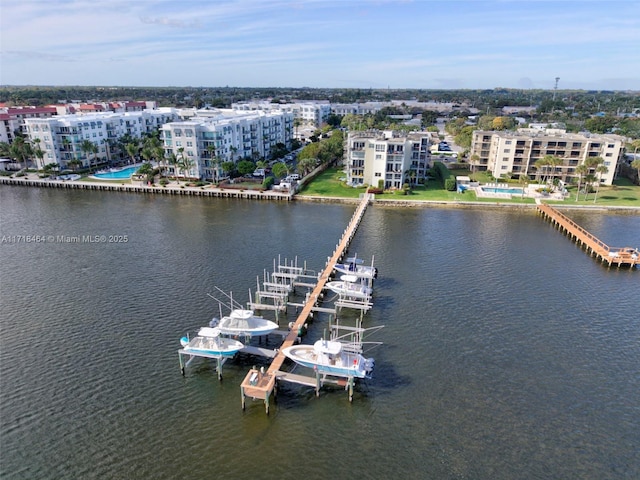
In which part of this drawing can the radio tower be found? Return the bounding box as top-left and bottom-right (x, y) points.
(553, 77), (560, 101)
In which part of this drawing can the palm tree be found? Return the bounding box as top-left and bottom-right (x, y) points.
(469, 153), (480, 179)
(181, 156), (194, 180)
(548, 156), (563, 190)
(581, 157), (602, 200)
(628, 139), (640, 157)
(80, 140), (98, 173)
(297, 157), (317, 177)
(125, 142), (139, 165)
(534, 157), (550, 184)
(631, 159), (640, 184)
(518, 174), (528, 199)
(574, 164), (588, 202)
(30, 138), (45, 170)
(141, 146), (155, 164)
(9, 137), (32, 170)
(593, 164), (609, 203)
(167, 152), (178, 181)
(256, 160), (268, 180)
(206, 144), (219, 182)
(583, 173), (596, 201)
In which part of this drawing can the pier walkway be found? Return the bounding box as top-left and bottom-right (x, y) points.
(240, 193), (373, 413)
(537, 203), (639, 268)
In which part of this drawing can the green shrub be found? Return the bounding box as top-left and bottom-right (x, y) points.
(445, 178), (457, 191)
(263, 176), (275, 189)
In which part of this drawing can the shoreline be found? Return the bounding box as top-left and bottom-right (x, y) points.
(2, 174), (639, 213)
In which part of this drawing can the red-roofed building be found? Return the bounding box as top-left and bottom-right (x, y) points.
(0, 113), (13, 143)
(78, 104), (106, 113)
(124, 101), (147, 112)
(1, 107), (58, 142)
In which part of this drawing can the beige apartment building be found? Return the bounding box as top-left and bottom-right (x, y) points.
(346, 130), (431, 189)
(470, 129), (625, 185)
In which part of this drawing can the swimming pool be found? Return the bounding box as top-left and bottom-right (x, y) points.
(480, 186), (524, 195)
(91, 166), (139, 180)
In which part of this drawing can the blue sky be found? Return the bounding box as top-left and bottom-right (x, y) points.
(1, 0), (639, 90)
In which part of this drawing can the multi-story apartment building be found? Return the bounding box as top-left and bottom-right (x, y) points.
(161, 109), (293, 180)
(23, 108), (178, 170)
(0, 106), (59, 143)
(332, 101), (477, 117)
(470, 129), (625, 185)
(232, 101), (329, 127)
(345, 130), (431, 189)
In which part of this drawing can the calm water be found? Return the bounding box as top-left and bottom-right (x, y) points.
(1, 186), (639, 480)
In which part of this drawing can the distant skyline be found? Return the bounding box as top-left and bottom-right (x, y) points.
(1, 0), (639, 91)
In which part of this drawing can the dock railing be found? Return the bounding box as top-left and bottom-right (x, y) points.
(537, 203), (638, 268)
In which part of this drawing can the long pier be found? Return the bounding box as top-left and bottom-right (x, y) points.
(240, 194), (373, 413)
(537, 203), (639, 268)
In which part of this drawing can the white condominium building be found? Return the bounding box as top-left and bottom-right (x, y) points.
(346, 130), (432, 189)
(161, 109), (293, 180)
(232, 101), (330, 127)
(23, 109), (178, 170)
(470, 129), (625, 185)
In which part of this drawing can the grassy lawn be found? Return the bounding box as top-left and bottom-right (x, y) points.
(298, 166), (640, 207)
(298, 167), (367, 198)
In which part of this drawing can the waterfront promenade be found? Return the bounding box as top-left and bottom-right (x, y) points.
(0, 173), (295, 201)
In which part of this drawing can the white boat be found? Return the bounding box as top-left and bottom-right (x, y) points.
(333, 257), (378, 280)
(211, 309), (279, 337)
(282, 339), (375, 379)
(325, 274), (372, 300)
(179, 327), (244, 357)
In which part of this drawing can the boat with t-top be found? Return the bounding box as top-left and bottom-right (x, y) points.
(180, 327), (244, 358)
(333, 256), (377, 280)
(282, 338), (375, 379)
(210, 309), (279, 338)
(325, 274), (372, 300)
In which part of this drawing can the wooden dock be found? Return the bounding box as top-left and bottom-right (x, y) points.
(537, 203), (639, 268)
(240, 194), (373, 413)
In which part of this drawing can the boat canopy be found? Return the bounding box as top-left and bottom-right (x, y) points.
(314, 339), (342, 355)
(340, 274), (359, 283)
(198, 326), (221, 337)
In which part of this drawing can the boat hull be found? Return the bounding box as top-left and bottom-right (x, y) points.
(282, 343), (374, 379)
(333, 264), (377, 279)
(181, 335), (244, 357)
(214, 310), (279, 337)
(325, 281), (372, 300)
